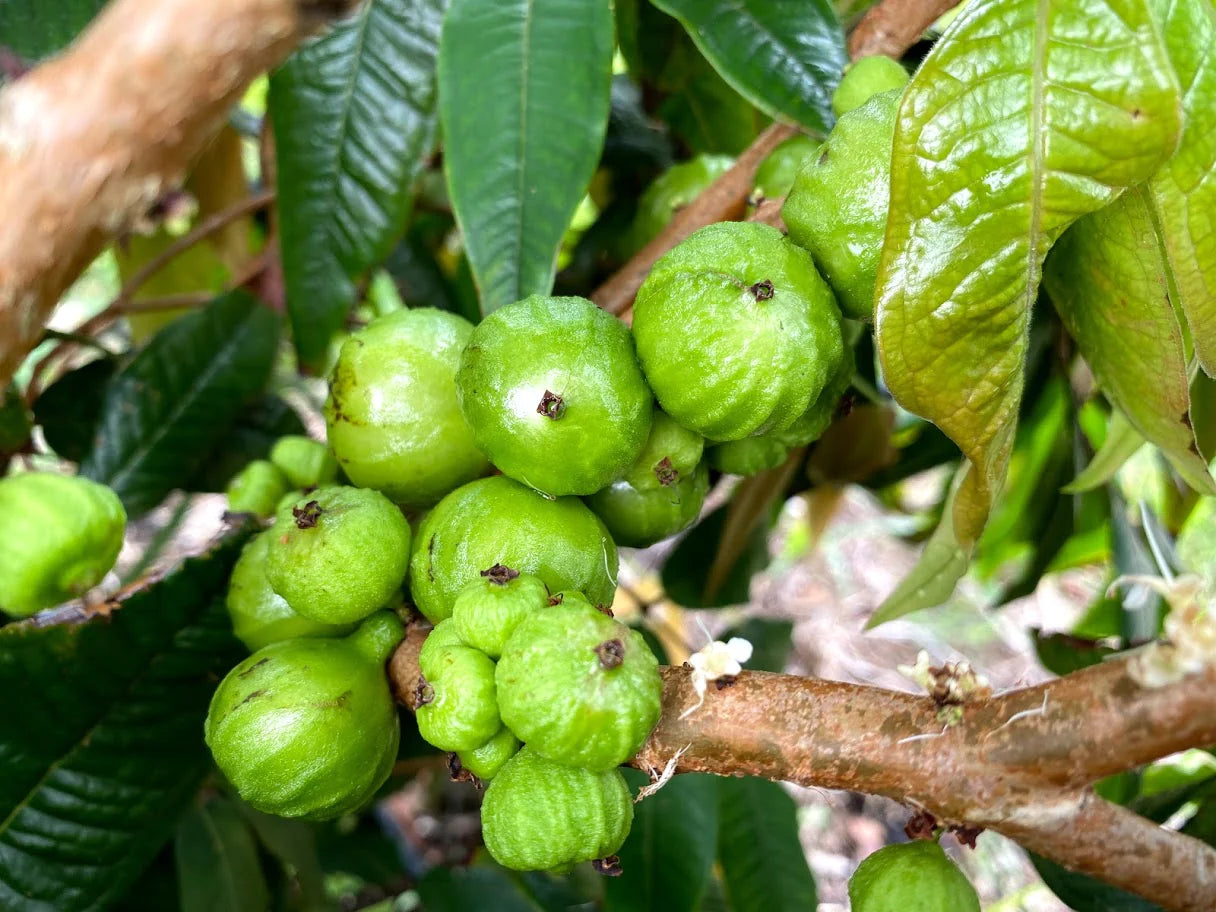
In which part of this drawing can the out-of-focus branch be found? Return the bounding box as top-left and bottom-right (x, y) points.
(389, 617), (1216, 912)
(848, 0), (960, 59)
(0, 0), (357, 386)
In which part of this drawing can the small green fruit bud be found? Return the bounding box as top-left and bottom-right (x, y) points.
(849, 841), (981, 912)
(832, 55), (909, 117)
(269, 436), (339, 489)
(226, 460), (291, 518)
(456, 726), (520, 781)
(452, 568), (549, 658)
(416, 645), (501, 752)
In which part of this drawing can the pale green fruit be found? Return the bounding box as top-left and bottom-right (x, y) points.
(631, 154), (735, 251)
(753, 134), (821, 199)
(416, 645), (501, 752)
(0, 472), (126, 617)
(585, 460), (710, 548)
(832, 55), (909, 117)
(849, 842), (981, 912)
(456, 726), (520, 781)
(226, 460), (291, 518)
(707, 437), (791, 476)
(418, 618), (469, 679)
(269, 436), (339, 489)
(452, 568), (549, 659)
(619, 409), (704, 492)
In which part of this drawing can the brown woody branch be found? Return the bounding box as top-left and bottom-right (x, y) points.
(389, 618), (1216, 912)
(0, 0), (356, 387)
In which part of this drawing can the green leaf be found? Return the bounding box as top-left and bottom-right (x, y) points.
(0, 382), (31, 456)
(651, 0), (846, 135)
(235, 804), (327, 909)
(271, 0), (446, 369)
(605, 772), (719, 912)
(716, 777), (816, 912)
(875, 0), (1182, 549)
(1178, 494), (1216, 586)
(1146, 0), (1216, 377)
(439, 0), (614, 314)
(1044, 189), (1215, 494)
(184, 395), (307, 493)
(79, 292), (281, 516)
(1065, 408), (1146, 494)
(33, 357), (119, 463)
(418, 866), (539, 912)
(175, 798), (270, 912)
(661, 504), (773, 609)
(1032, 854), (1163, 911)
(1033, 630), (1119, 675)
(0, 533), (249, 911)
(0, 0), (105, 60)
(656, 39), (764, 156)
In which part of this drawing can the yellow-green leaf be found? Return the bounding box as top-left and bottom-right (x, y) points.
(1063, 408), (1146, 494)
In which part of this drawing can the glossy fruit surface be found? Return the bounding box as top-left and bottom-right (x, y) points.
(632, 222), (843, 441)
(753, 134), (821, 199)
(832, 55), (909, 116)
(418, 618), (468, 678)
(416, 645), (501, 751)
(226, 460), (291, 518)
(497, 600), (661, 770)
(480, 747), (633, 871)
(585, 459), (709, 547)
(619, 409), (704, 491)
(325, 308), (490, 507)
(631, 154), (734, 250)
(0, 472), (126, 617)
(457, 725), (520, 781)
(783, 90), (899, 321)
(269, 436), (339, 490)
(266, 486), (410, 625)
(409, 476), (618, 624)
(204, 613), (403, 820)
(226, 531), (355, 651)
(452, 568), (549, 658)
(457, 295), (653, 496)
(848, 841), (981, 912)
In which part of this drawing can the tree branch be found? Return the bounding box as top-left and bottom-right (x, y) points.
(848, 0), (960, 59)
(0, 0), (357, 387)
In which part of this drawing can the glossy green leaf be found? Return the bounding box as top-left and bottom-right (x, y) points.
(33, 357), (118, 463)
(1033, 631), (1120, 675)
(717, 778), (816, 912)
(0, 0), (105, 60)
(1146, 0), (1216, 376)
(271, 0), (446, 369)
(184, 395), (307, 493)
(1065, 408), (1146, 493)
(79, 292), (280, 516)
(0, 533), (249, 912)
(652, 0), (846, 134)
(175, 799), (270, 912)
(1032, 854), (1162, 911)
(656, 39), (764, 156)
(875, 0), (1182, 549)
(419, 866), (539, 912)
(439, 0), (614, 314)
(1045, 189), (1215, 494)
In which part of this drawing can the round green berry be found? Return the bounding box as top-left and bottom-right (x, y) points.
(849, 842), (980, 912)
(456, 726), (521, 781)
(707, 437), (790, 476)
(620, 409), (704, 492)
(418, 618), (468, 679)
(753, 135), (821, 199)
(416, 645), (501, 752)
(630, 154), (734, 251)
(586, 459), (709, 548)
(832, 55), (909, 117)
(269, 436), (339, 489)
(226, 460), (292, 518)
(452, 567), (549, 658)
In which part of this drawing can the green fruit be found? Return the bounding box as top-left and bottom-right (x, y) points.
(779, 333), (856, 446)
(416, 645), (501, 752)
(266, 486), (410, 625)
(753, 135), (821, 199)
(0, 472), (126, 617)
(457, 726), (520, 781)
(848, 842), (981, 912)
(633, 222), (843, 441)
(707, 437), (790, 476)
(619, 409), (704, 492)
(418, 618), (469, 678)
(832, 55), (909, 117)
(226, 531), (356, 651)
(631, 154), (735, 251)
(783, 89), (899, 321)
(457, 295), (653, 496)
(226, 460), (291, 518)
(269, 436), (339, 489)
(480, 747), (633, 871)
(204, 612), (403, 820)
(497, 600), (661, 770)
(409, 476), (618, 624)
(325, 308), (491, 507)
(452, 567), (549, 658)
(586, 459), (710, 547)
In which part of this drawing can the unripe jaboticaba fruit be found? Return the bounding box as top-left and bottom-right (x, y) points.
(226, 460), (292, 518)
(753, 134), (821, 200)
(325, 309), (490, 508)
(269, 436), (339, 490)
(779, 332), (856, 447)
(416, 645), (501, 752)
(707, 436), (790, 477)
(630, 154), (734, 253)
(226, 531), (355, 652)
(619, 409), (704, 492)
(409, 476), (618, 624)
(632, 222), (843, 441)
(497, 600), (661, 770)
(452, 567), (549, 658)
(457, 295), (653, 497)
(831, 55), (909, 117)
(848, 841), (980, 912)
(585, 459), (710, 548)
(457, 725), (521, 781)
(480, 747), (633, 871)
(418, 618), (468, 678)
(266, 486), (410, 625)
(0, 472), (126, 617)
(783, 89), (899, 321)
(205, 612), (403, 821)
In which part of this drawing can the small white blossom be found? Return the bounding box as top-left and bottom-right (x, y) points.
(679, 637), (753, 719)
(1115, 575), (1216, 688)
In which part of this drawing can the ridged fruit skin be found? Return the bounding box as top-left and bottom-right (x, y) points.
(409, 476), (618, 624)
(585, 459), (710, 548)
(266, 486), (410, 625)
(418, 618), (468, 677)
(619, 409), (704, 491)
(226, 460), (292, 518)
(480, 747), (633, 871)
(707, 437), (790, 476)
(416, 645), (501, 751)
(0, 472), (126, 617)
(754, 135), (821, 199)
(452, 571), (549, 658)
(325, 309), (490, 507)
(631, 154), (734, 251)
(226, 531), (356, 651)
(457, 725), (520, 781)
(269, 436), (339, 490)
(848, 842), (981, 912)
(632, 222), (843, 441)
(832, 55), (909, 117)
(457, 295), (653, 497)
(496, 601), (661, 770)
(783, 90), (900, 321)
(204, 612), (403, 821)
